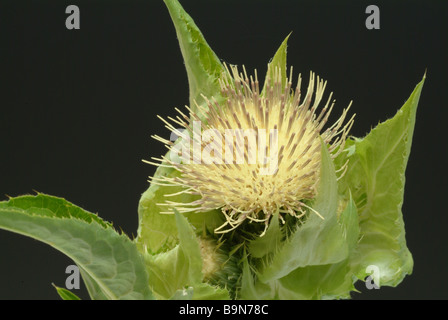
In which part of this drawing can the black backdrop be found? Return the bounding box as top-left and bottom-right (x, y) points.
(0, 0), (446, 300)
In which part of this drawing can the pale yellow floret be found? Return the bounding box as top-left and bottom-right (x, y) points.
(149, 65), (355, 236)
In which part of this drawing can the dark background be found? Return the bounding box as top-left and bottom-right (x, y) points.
(0, 0), (446, 300)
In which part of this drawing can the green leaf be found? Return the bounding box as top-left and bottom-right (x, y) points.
(163, 0), (225, 115)
(136, 167), (190, 253)
(276, 261), (354, 300)
(239, 254), (271, 299)
(2, 193), (111, 228)
(188, 283), (230, 300)
(144, 211), (229, 299)
(175, 210), (203, 284)
(248, 212), (282, 258)
(257, 140), (348, 282)
(170, 287), (195, 300)
(240, 197), (359, 300)
(276, 196), (359, 300)
(338, 193), (360, 254)
(78, 268), (108, 300)
(136, 165), (224, 253)
(261, 33), (291, 96)
(0, 194), (153, 300)
(339, 76), (425, 286)
(53, 284), (81, 300)
(169, 284), (229, 300)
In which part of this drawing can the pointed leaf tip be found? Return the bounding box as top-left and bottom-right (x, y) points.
(262, 33), (292, 95)
(53, 284), (82, 300)
(163, 0), (224, 112)
(338, 78), (424, 287)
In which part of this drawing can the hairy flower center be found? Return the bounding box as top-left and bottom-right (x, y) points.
(149, 65), (354, 235)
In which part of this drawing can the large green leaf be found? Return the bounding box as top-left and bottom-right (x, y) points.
(276, 261), (354, 300)
(0, 194), (153, 300)
(163, 0), (225, 115)
(275, 196), (359, 300)
(79, 267), (109, 300)
(338, 76), (425, 286)
(257, 140), (348, 282)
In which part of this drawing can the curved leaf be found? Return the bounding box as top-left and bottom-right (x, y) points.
(240, 196), (359, 300)
(163, 0), (225, 115)
(339, 76), (424, 286)
(144, 211), (230, 300)
(257, 140), (347, 282)
(0, 194), (153, 300)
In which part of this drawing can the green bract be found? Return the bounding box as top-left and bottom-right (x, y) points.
(0, 0), (424, 300)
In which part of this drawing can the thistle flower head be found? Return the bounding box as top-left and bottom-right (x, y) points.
(149, 65), (354, 235)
